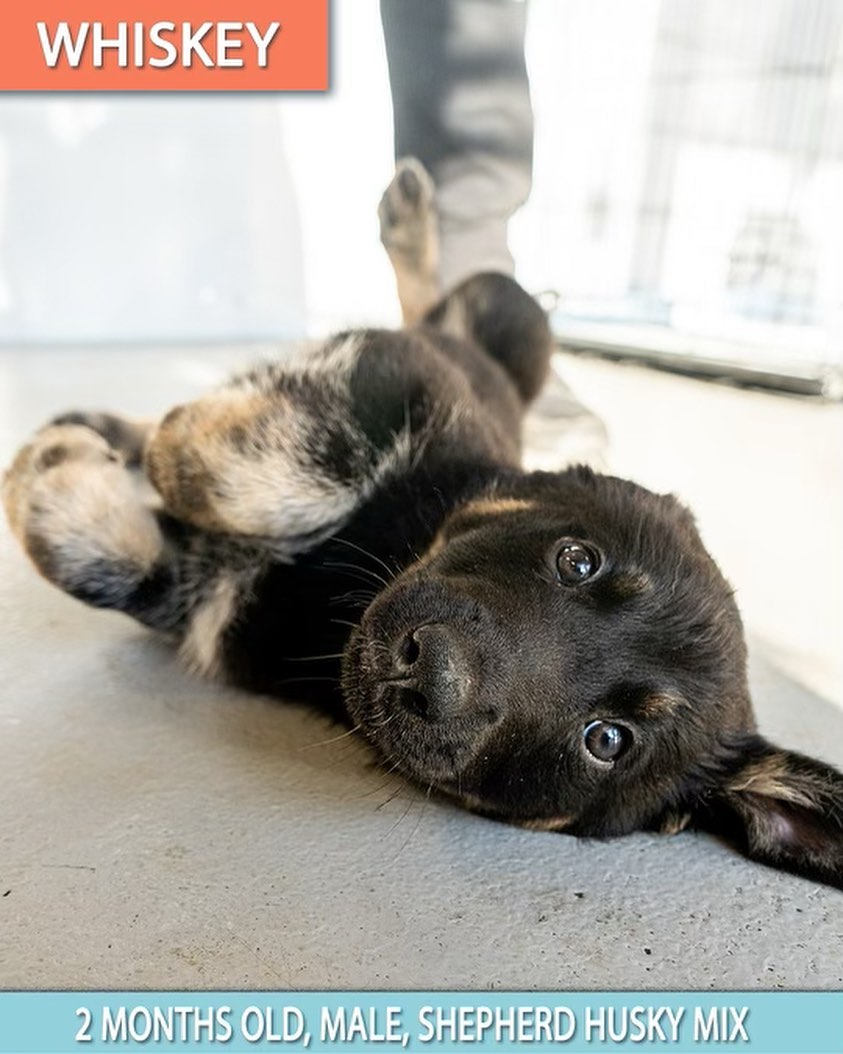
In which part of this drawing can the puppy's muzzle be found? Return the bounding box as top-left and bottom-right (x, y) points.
(387, 623), (473, 723)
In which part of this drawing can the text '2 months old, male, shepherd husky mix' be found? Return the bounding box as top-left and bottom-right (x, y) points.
(4, 161), (843, 889)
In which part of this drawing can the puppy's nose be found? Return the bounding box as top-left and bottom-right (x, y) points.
(392, 624), (469, 722)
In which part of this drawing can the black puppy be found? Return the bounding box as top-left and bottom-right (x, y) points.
(4, 160), (842, 888)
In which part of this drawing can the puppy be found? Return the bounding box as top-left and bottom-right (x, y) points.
(4, 160), (843, 889)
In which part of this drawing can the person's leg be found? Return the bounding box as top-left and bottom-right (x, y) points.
(380, 0), (608, 468)
(380, 0), (533, 292)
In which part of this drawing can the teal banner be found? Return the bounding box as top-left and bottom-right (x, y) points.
(0, 992), (840, 1053)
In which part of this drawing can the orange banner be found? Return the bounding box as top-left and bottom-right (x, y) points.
(0, 1), (328, 91)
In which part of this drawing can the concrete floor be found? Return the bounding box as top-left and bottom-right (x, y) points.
(0, 345), (842, 989)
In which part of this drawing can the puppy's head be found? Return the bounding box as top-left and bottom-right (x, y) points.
(343, 466), (843, 888)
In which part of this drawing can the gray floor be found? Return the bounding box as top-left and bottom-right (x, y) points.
(1, 345), (842, 989)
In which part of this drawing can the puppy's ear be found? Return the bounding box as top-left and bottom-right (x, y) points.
(690, 734), (843, 889)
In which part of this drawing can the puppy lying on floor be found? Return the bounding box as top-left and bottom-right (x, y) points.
(4, 160), (842, 890)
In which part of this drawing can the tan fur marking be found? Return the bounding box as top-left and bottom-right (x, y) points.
(390, 260), (442, 327)
(423, 529), (447, 561)
(433, 293), (470, 341)
(729, 754), (815, 808)
(449, 794), (573, 832)
(455, 792), (486, 812)
(660, 811), (692, 835)
(179, 574), (241, 678)
(400, 498), (534, 575)
(611, 570), (654, 599)
(146, 383), (360, 540)
(635, 691), (686, 719)
(519, 816), (574, 832)
(457, 497), (536, 519)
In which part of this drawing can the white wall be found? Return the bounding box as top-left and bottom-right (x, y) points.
(0, 97), (307, 343)
(0, 3), (395, 345)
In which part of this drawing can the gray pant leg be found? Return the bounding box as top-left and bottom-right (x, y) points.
(381, 0), (608, 467)
(380, 0), (533, 290)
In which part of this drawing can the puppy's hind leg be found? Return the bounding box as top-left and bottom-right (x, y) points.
(378, 158), (441, 325)
(380, 160), (551, 405)
(3, 424), (181, 630)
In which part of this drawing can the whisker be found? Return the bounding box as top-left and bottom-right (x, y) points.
(376, 782), (406, 811)
(383, 792), (417, 838)
(276, 675), (338, 685)
(357, 758), (404, 805)
(382, 757), (403, 776)
(392, 782), (433, 861)
(284, 651), (346, 663)
(322, 560), (391, 589)
(351, 771), (403, 800)
(299, 723), (362, 751)
(328, 589), (378, 607)
(332, 536), (398, 583)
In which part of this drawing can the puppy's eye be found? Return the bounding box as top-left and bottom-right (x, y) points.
(555, 540), (600, 584)
(583, 720), (631, 762)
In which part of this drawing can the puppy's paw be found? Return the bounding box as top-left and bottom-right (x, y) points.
(3, 424), (118, 538)
(49, 410), (153, 465)
(378, 158), (441, 324)
(378, 157), (437, 255)
(3, 424), (162, 601)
